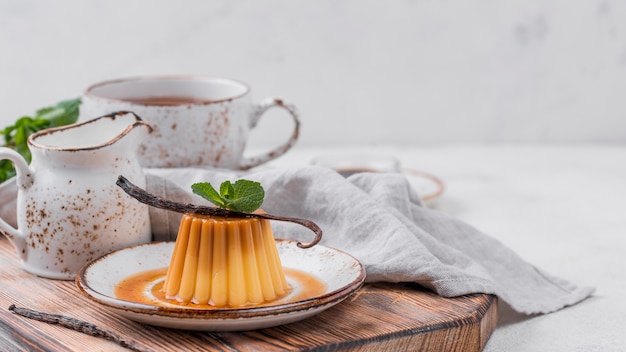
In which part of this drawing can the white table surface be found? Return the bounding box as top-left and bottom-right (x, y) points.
(261, 143), (626, 351)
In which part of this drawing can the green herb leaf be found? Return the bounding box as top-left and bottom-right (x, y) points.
(228, 179), (265, 212)
(191, 182), (225, 208)
(0, 98), (81, 183)
(191, 179), (265, 213)
(220, 180), (235, 201)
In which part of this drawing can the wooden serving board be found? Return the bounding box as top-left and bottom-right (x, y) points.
(0, 237), (497, 351)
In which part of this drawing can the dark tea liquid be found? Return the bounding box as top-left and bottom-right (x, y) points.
(123, 96), (212, 106)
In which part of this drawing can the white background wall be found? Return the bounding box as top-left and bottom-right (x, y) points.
(1, 0), (625, 148)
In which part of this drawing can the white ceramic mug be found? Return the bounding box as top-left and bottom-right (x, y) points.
(80, 76), (300, 169)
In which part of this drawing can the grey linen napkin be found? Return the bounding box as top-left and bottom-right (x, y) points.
(144, 166), (594, 315)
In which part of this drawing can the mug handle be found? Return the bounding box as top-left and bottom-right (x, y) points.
(238, 97), (301, 170)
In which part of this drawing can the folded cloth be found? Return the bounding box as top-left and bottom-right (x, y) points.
(144, 166), (594, 315)
(0, 166), (594, 314)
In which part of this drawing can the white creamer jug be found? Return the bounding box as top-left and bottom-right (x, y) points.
(0, 111), (153, 280)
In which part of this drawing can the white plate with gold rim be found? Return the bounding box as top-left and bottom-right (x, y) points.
(76, 239), (365, 331)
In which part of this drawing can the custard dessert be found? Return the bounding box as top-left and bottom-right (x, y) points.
(163, 213), (289, 307)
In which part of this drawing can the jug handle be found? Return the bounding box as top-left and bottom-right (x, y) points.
(0, 148), (33, 244)
(238, 97), (300, 170)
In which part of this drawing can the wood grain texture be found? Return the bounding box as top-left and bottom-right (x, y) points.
(0, 237), (497, 351)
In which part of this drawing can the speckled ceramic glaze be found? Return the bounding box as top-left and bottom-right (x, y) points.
(0, 112), (153, 280)
(80, 76), (300, 170)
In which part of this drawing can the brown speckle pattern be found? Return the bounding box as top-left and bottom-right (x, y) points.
(80, 81), (300, 170)
(10, 112), (152, 280)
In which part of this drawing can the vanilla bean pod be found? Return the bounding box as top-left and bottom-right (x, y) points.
(8, 305), (151, 352)
(116, 175), (323, 248)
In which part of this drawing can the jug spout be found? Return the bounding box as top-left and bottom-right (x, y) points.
(110, 111), (154, 155)
(27, 111), (153, 161)
(0, 148), (34, 256)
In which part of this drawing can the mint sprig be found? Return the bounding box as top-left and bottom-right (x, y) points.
(0, 98), (81, 183)
(191, 179), (265, 213)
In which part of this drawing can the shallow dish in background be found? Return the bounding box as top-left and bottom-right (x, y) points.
(311, 154), (445, 203)
(76, 240), (365, 331)
(402, 168), (445, 203)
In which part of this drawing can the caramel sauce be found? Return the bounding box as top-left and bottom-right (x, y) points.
(115, 267), (326, 309)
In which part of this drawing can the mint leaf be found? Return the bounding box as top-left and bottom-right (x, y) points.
(38, 98), (81, 126)
(229, 179), (265, 212)
(0, 98), (81, 183)
(191, 182), (225, 208)
(192, 179), (264, 213)
(220, 180), (235, 201)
